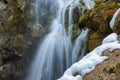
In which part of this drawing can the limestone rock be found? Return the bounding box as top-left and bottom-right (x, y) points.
(84, 49), (120, 80)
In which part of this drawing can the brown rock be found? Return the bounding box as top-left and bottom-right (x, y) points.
(88, 31), (105, 51)
(83, 49), (120, 80)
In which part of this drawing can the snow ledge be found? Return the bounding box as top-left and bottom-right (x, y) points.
(58, 33), (120, 80)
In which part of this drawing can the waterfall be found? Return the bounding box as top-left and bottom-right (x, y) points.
(34, 0), (59, 32)
(26, 0), (95, 80)
(72, 28), (90, 63)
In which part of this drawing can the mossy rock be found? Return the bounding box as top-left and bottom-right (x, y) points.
(94, 3), (105, 8)
(78, 14), (88, 28)
(78, 1), (119, 32)
(72, 24), (81, 41)
(88, 31), (106, 51)
(78, 1), (120, 51)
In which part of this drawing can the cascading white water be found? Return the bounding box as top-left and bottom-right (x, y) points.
(26, 0), (95, 80)
(26, 19), (71, 80)
(34, 0), (59, 32)
(72, 28), (90, 63)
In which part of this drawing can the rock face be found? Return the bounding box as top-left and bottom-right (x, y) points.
(78, 0), (120, 51)
(0, 0), (120, 80)
(0, 0), (45, 79)
(84, 49), (120, 80)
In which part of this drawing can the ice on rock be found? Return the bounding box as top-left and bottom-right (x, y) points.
(58, 33), (120, 80)
(110, 8), (120, 29)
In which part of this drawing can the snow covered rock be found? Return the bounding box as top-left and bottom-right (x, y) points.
(102, 33), (118, 44)
(58, 33), (120, 80)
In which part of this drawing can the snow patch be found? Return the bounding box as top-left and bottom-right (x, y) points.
(58, 33), (120, 80)
(110, 8), (120, 29)
(102, 33), (118, 44)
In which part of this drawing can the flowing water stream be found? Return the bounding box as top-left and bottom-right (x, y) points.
(26, 0), (95, 80)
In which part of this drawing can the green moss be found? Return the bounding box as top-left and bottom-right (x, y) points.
(94, 3), (105, 9)
(94, 2), (119, 11)
(78, 14), (88, 24)
(72, 24), (81, 41)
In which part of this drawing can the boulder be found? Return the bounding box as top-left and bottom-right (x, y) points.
(84, 49), (120, 80)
